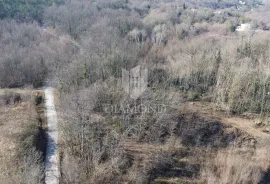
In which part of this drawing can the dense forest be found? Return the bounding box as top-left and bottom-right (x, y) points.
(1, 0), (270, 184)
(0, 0), (64, 22)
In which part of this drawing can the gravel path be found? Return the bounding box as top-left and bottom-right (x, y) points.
(44, 87), (59, 184)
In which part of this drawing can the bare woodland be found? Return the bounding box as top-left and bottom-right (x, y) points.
(1, 0), (270, 183)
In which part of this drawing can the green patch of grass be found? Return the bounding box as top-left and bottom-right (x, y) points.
(187, 91), (201, 101)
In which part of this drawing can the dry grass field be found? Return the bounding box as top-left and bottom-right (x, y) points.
(0, 88), (45, 184)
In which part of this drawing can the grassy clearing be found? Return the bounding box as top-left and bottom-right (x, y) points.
(0, 88), (46, 184)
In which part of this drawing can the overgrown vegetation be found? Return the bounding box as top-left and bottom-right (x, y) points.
(0, 89), (46, 184)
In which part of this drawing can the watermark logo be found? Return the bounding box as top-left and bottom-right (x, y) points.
(122, 65), (148, 99)
(102, 103), (167, 115)
(98, 65), (167, 115)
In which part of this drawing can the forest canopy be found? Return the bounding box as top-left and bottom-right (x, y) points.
(0, 0), (64, 22)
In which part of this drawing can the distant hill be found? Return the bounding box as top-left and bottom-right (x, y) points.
(186, 0), (263, 10)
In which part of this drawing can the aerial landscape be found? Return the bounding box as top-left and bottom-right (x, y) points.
(1, 0), (270, 183)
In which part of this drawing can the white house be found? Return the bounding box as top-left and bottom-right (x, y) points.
(239, 1), (246, 5)
(236, 23), (251, 32)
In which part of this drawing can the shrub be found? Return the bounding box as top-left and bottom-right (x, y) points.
(21, 148), (44, 184)
(13, 93), (22, 104)
(35, 95), (43, 105)
(3, 91), (14, 105)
